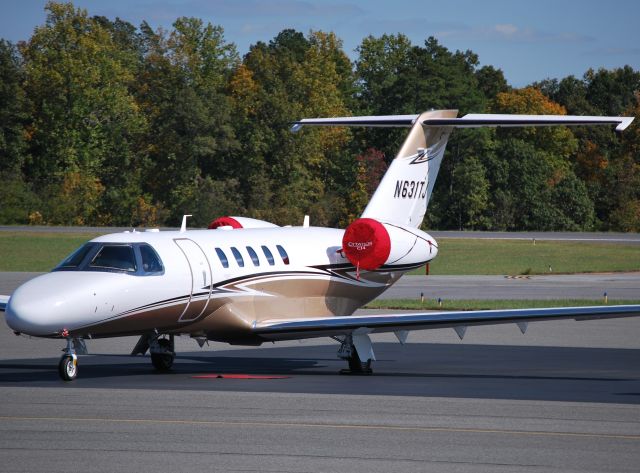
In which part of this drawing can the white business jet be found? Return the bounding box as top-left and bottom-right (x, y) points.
(2, 110), (639, 381)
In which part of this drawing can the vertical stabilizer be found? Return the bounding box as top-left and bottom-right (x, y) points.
(361, 110), (457, 227)
(291, 109), (631, 228)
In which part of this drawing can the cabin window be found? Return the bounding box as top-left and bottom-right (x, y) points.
(139, 244), (164, 274)
(215, 247), (229, 268)
(90, 245), (137, 272)
(276, 245), (290, 265)
(56, 243), (96, 269)
(230, 247), (244, 267)
(261, 245), (275, 266)
(246, 246), (260, 266)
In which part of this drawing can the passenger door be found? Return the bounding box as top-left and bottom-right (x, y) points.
(174, 238), (212, 322)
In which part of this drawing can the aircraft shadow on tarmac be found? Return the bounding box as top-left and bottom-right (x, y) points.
(1, 343), (639, 404)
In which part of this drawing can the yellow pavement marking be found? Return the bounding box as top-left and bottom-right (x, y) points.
(1, 415), (639, 440)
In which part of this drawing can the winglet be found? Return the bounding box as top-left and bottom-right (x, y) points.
(616, 116), (635, 132)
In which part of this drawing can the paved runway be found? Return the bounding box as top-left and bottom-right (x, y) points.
(3, 225), (639, 243)
(2, 272), (640, 471)
(430, 230), (640, 243)
(384, 273), (640, 300)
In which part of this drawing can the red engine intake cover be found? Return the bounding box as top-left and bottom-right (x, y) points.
(342, 218), (391, 270)
(208, 216), (243, 229)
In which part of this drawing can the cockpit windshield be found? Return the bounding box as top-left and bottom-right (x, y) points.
(90, 245), (137, 272)
(53, 242), (164, 275)
(56, 243), (96, 269)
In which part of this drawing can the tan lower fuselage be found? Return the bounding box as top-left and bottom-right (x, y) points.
(74, 264), (406, 345)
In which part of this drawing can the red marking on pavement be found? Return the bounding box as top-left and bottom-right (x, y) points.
(192, 374), (289, 379)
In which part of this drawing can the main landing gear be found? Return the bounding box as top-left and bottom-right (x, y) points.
(337, 334), (374, 375)
(150, 336), (175, 371)
(131, 333), (176, 372)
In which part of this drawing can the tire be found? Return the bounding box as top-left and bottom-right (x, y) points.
(58, 354), (77, 381)
(151, 353), (174, 371)
(151, 338), (174, 371)
(347, 348), (372, 374)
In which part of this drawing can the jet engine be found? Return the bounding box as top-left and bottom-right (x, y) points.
(208, 216), (279, 229)
(341, 218), (437, 270)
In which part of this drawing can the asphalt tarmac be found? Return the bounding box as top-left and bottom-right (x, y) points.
(384, 273), (640, 300)
(2, 271), (640, 471)
(2, 225), (640, 243)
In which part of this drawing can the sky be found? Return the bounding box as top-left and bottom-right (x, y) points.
(1, 0), (639, 87)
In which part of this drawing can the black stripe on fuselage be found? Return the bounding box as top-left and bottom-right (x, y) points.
(69, 261), (426, 334)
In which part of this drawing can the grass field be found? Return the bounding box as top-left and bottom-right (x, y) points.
(0, 232), (102, 271)
(0, 231), (638, 274)
(410, 239), (640, 275)
(365, 298), (640, 311)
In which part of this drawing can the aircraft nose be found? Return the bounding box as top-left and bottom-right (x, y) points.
(4, 272), (96, 337)
(5, 279), (59, 336)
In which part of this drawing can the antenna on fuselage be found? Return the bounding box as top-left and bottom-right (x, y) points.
(180, 215), (192, 233)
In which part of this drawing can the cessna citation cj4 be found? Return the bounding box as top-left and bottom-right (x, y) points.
(2, 110), (640, 381)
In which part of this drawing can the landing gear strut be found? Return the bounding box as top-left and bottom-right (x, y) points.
(150, 335), (175, 371)
(337, 334), (373, 375)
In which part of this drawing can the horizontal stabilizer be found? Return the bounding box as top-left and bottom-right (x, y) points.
(291, 114), (419, 131)
(292, 113), (634, 132)
(423, 114), (634, 132)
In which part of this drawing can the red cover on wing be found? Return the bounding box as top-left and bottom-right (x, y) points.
(208, 216), (243, 229)
(342, 218), (391, 270)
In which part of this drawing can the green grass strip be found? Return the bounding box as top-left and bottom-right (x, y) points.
(366, 298), (640, 311)
(409, 239), (640, 275)
(0, 232), (102, 272)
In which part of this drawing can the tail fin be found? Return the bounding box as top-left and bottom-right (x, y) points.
(361, 110), (457, 227)
(292, 111), (633, 228)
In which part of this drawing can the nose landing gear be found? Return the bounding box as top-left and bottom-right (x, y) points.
(58, 353), (78, 381)
(58, 337), (80, 381)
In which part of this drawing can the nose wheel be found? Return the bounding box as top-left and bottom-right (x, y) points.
(58, 353), (78, 381)
(58, 337), (80, 381)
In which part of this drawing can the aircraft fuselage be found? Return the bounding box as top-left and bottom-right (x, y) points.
(5, 226), (435, 344)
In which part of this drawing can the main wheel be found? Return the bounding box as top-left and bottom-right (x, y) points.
(58, 354), (77, 381)
(347, 348), (372, 374)
(151, 338), (175, 371)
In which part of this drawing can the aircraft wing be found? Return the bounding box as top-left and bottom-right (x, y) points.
(0, 295), (8, 312)
(253, 305), (640, 341)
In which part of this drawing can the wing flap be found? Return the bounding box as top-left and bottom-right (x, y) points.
(253, 305), (640, 341)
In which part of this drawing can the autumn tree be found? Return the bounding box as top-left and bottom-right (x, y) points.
(233, 29), (354, 227)
(20, 2), (147, 224)
(136, 17), (239, 225)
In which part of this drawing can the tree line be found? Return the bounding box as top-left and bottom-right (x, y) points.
(1, 2), (639, 231)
